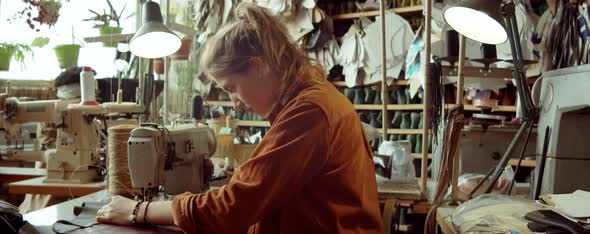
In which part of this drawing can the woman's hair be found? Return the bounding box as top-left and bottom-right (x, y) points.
(200, 2), (324, 103)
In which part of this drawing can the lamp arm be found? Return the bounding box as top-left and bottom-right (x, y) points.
(481, 1), (539, 195)
(502, 1), (537, 120)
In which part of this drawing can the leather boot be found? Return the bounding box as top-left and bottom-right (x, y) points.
(353, 88), (365, 104)
(376, 111), (383, 128)
(358, 111), (370, 124)
(369, 111), (379, 128)
(389, 89), (397, 104)
(400, 112), (411, 129)
(407, 134), (417, 153)
(374, 91), (382, 104)
(343, 88), (355, 102)
(365, 87), (376, 104)
(391, 111), (402, 128)
(410, 112), (421, 129)
(396, 88), (407, 105)
(415, 135), (422, 153)
(418, 112), (424, 129)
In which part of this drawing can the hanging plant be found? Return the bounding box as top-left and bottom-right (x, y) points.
(9, 0), (68, 32)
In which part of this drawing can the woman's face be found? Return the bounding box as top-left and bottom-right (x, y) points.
(214, 60), (280, 118)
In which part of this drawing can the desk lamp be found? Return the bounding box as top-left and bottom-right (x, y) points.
(129, 0), (181, 121)
(443, 0), (538, 194)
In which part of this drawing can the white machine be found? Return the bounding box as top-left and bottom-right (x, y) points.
(127, 124), (216, 201)
(0, 94), (144, 184)
(536, 64), (590, 194)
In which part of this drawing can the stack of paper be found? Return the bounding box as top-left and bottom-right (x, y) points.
(541, 190), (590, 218)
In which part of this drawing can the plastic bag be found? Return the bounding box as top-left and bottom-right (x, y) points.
(452, 194), (548, 233)
(374, 140), (415, 183)
(455, 165), (515, 201)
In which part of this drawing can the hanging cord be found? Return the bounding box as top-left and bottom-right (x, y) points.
(428, 60), (444, 143)
(424, 106), (466, 234)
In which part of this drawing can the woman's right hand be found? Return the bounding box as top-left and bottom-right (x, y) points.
(96, 195), (137, 225)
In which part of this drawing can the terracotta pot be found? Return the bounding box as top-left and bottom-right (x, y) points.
(154, 58), (164, 74)
(171, 39), (192, 60)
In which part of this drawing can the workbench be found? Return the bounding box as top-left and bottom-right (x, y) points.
(0, 167), (45, 183)
(9, 176), (105, 197)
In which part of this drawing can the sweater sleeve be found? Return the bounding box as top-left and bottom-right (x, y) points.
(171, 101), (330, 233)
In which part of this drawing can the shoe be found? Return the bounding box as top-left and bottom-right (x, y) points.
(400, 112), (411, 129)
(365, 87), (376, 104)
(410, 112), (421, 129)
(391, 111), (402, 128)
(353, 88), (365, 104)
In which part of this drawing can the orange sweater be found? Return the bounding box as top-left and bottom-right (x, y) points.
(172, 80), (383, 233)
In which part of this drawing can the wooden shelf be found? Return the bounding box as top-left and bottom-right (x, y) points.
(331, 80), (409, 87)
(204, 101), (233, 107)
(331, 5), (422, 20)
(412, 153), (432, 159)
(377, 128), (425, 134)
(442, 65), (514, 79)
(445, 104), (517, 112)
(236, 120), (270, 127)
(354, 104), (423, 110)
(509, 159), (535, 168)
(83, 33), (134, 43)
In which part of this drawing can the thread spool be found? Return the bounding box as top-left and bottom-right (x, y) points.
(107, 124), (138, 197)
(446, 30), (459, 57)
(80, 66), (98, 105)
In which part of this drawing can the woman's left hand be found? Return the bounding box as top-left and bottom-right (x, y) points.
(96, 195), (137, 225)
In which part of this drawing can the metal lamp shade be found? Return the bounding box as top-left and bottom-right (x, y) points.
(129, 1), (181, 59)
(443, 0), (508, 45)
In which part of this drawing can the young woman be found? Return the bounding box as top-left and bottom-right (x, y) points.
(97, 3), (383, 233)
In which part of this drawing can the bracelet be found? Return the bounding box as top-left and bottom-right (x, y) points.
(131, 200), (143, 225)
(142, 201), (152, 224)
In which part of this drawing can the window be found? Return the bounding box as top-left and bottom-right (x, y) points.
(0, 0), (137, 80)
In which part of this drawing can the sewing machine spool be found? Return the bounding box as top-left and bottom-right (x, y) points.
(107, 124), (138, 198)
(471, 99), (505, 131)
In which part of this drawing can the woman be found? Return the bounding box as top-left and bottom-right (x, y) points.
(97, 3), (383, 233)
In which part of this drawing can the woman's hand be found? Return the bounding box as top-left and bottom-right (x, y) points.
(96, 195), (137, 225)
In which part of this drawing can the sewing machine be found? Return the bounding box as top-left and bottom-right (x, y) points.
(0, 95), (144, 184)
(535, 64), (590, 194)
(0, 98), (101, 183)
(127, 123), (216, 201)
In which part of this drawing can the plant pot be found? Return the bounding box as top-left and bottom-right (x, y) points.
(171, 39), (192, 60)
(54, 44), (80, 69)
(154, 58), (170, 74)
(99, 26), (123, 47)
(0, 49), (14, 71)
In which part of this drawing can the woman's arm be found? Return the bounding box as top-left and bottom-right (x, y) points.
(96, 195), (175, 226)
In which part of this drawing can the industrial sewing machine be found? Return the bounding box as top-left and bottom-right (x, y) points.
(127, 123), (216, 201)
(0, 94), (144, 184)
(535, 64), (590, 194)
(0, 98), (99, 183)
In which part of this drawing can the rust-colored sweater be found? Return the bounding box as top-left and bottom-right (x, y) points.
(171, 80), (383, 233)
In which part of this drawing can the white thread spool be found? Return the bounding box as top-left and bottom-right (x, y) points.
(80, 66), (98, 105)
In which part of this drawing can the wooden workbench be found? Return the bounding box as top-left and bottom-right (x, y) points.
(0, 167), (45, 183)
(9, 176), (105, 197)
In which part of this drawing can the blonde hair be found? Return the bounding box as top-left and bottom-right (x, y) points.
(200, 2), (324, 103)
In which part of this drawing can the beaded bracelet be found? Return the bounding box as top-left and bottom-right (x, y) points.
(131, 200), (143, 224)
(143, 201), (152, 224)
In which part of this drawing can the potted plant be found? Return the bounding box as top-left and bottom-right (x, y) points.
(170, 1), (195, 60)
(0, 43), (33, 71)
(84, 0), (128, 47)
(10, 0), (67, 32)
(53, 29), (82, 69)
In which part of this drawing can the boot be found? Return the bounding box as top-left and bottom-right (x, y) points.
(358, 111), (370, 124)
(407, 134), (417, 153)
(369, 111), (379, 128)
(365, 87), (376, 104)
(374, 91), (382, 104)
(396, 88), (407, 105)
(389, 89), (398, 104)
(376, 111), (383, 128)
(400, 112), (411, 129)
(418, 112), (424, 129)
(415, 135), (422, 153)
(353, 88), (365, 105)
(344, 88), (355, 102)
(391, 111), (402, 128)
(410, 112), (421, 129)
